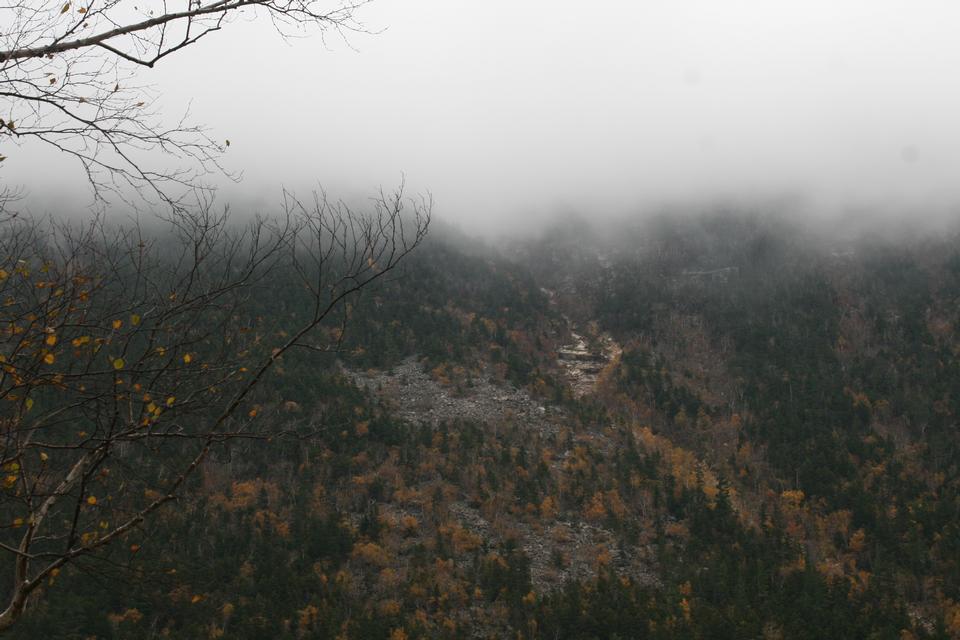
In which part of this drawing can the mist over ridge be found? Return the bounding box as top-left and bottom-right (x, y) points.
(6, 0), (960, 236)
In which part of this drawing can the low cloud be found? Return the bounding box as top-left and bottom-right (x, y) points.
(6, 1), (960, 234)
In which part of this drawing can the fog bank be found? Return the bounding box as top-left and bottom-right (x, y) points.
(6, 1), (960, 234)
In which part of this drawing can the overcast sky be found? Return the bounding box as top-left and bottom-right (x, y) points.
(10, 1), (960, 232)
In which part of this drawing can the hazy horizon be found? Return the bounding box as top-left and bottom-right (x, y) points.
(5, 1), (960, 234)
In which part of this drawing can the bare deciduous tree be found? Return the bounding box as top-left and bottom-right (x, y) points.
(0, 1), (369, 210)
(0, 2), (434, 628)
(0, 187), (430, 630)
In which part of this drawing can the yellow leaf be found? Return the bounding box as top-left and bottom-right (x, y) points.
(166, 396), (175, 407)
(25, 398), (33, 411)
(248, 406), (259, 418)
(191, 594), (204, 604)
(60, 2), (70, 14)
(112, 319), (122, 330)
(43, 353), (55, 365)
(40, 452), (48, 462)
(113, 358), (125, 370)
(146, 402), (157, 414)
(13, 518), (23, 527)
(86, 496), (97, 506)
(45, 334), (57, 346)
(183, 353), (192, 364)
(72, 335), (90, 347)
(130, 314), (141, 326)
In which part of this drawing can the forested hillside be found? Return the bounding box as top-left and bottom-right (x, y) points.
(7, 213), (960, 639)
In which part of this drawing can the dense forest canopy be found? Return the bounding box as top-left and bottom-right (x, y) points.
(5, 211), (960, 638)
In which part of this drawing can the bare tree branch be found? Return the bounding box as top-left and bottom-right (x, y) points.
(0, 1), (371, 213)
(0, 187), (429, 630)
